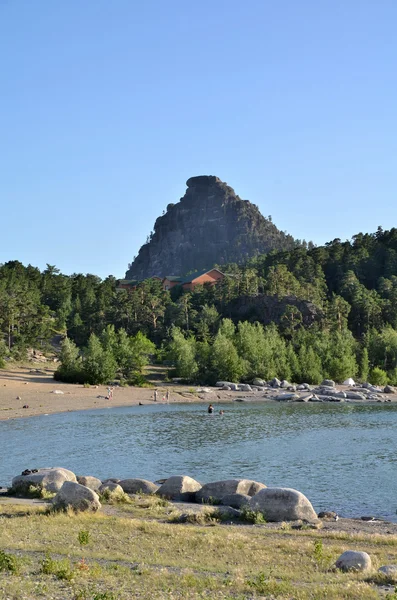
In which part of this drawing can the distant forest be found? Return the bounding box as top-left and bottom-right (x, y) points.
(1, 227), (397, 386)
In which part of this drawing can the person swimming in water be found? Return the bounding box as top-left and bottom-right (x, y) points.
(219, 410), (224, 415)
(207, 404), (214, 414)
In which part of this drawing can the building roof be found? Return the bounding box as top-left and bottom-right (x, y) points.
(181, 268), (224, 285)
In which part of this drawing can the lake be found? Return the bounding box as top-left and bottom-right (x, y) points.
(1, 401), (396, 520)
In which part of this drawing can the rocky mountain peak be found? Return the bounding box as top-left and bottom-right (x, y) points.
(125, 176), (295, 280)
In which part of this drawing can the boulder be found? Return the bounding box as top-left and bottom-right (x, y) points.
(119, 478), (159, 495)
(321, 379), (335, 387)
(12, 467), (77, 494)
(345, 391), (366, 400)
(295, 394), (312, 402)
(252, 378), (265, 386)
(98, 482), (123, 494)
(335, 551), (372, 572)
(52, 481), (101, 512)
(280, 380), (290, 388)
(215, 381), (233, 388)
(249, 487), (318, 522)
(238, 384), (252, 392)
(343, 378), (356, 386)
(384, 385), (396, 394)
(101, 478), (120, 484)
(76, 476), (102, 492)
(269, 377), (281, 388)
(221, 493), (251, 508)
(378, 565), (397, 578)
(156, 475), (202, 501)
(196, 479), (265, 504)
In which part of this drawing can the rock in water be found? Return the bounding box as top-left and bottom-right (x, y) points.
(125, 176), (295, 280)
(335, 551), (372, 572)
(249, 487), (318, 522)
(53, 481), (101, 512)
(12, 467), (77, 494)
(156, 475), (202, 501)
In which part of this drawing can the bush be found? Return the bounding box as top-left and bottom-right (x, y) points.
(369, 367), (388, 386)
(0, 550), (21, 574)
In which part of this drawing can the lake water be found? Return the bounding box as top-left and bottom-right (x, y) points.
(1, 401), (396, 521)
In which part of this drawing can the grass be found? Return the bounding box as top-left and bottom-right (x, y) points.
(1, 502), (397, 598)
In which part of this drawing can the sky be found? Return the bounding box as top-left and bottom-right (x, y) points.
(1, 0), (396, 279)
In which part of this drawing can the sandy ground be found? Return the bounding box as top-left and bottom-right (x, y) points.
(0, 365), (252, 421)
(1, 365), (397, 421)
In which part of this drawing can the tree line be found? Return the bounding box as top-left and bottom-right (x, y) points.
(1, 226), (397, 385)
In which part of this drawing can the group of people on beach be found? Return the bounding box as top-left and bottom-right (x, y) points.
(153, 389), (170, 402)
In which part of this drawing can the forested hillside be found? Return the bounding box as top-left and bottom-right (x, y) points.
(1, 226), (397, 385)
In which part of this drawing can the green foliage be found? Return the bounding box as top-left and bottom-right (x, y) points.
(4, 227), (397, 386)
(78, 530), (90, 546)
(369, 366), (388, 386)
(0, 550), (21, 574)
(240, 507), (267, 524)
(40, 553), (74, 580)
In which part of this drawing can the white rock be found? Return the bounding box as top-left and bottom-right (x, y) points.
(119, 478), (159, 494)
(52, 390), (64, 394)
(343, 378), (356, 386)
(250, 487), (318, 522)
(76, 476), (102, 491)
(53, 481), (101, 512)
(379, 565), (397, 577)
(12, 467), (77, 494)
(196, 479), (265, 503)
(156, 475), (202, 501)
(335, 551), (372, 572)
(98, 482), (124, 494)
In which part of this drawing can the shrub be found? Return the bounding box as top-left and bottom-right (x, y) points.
(369, 367), (388, 386)
(240, 507), (266, 524)
(0, 550), (21, 574)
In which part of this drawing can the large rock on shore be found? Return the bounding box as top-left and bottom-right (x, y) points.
(98, 482), (123, 495)
(119, 478), (159, 495)
(221, 493), (251, 508)
(156, 475), (202, 501)
(12, 467), (77, 494)
(52, 481), (101, 512)
(77, 476), (102, 492)
(250, 487), (318, 522)
(196, 479), (265, 504)
(335, 551), (372, 572)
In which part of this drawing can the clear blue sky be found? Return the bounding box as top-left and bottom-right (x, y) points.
(1, 0), (396, 279)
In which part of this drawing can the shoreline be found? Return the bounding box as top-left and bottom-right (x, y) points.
(1, 365), (397, 422)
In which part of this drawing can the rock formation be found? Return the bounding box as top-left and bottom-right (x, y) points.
(126, 176), (295, 280)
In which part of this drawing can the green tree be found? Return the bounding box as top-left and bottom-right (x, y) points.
(83, 333), (117, 384)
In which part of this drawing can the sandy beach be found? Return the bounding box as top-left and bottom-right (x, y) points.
(0, 365), (220, 421)
(1, 364), (397, 421)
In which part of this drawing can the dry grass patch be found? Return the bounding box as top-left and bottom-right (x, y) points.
(1, 501), (397, 598)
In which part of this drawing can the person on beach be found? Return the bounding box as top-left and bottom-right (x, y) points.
(154, 390), (158, 402)
(107, 387), (111, 400)
(166, 389), (170, 402)
(208, 404), (214, 414)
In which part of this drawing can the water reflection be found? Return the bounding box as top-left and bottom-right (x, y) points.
(1, 401), (397, 520)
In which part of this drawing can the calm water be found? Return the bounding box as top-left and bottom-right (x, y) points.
(1, 401), (396, 520)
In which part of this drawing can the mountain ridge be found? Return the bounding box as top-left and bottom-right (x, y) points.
(126, 175), (295, 280)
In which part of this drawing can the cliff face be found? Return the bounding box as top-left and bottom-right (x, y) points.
(126, 176), (295, 280)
